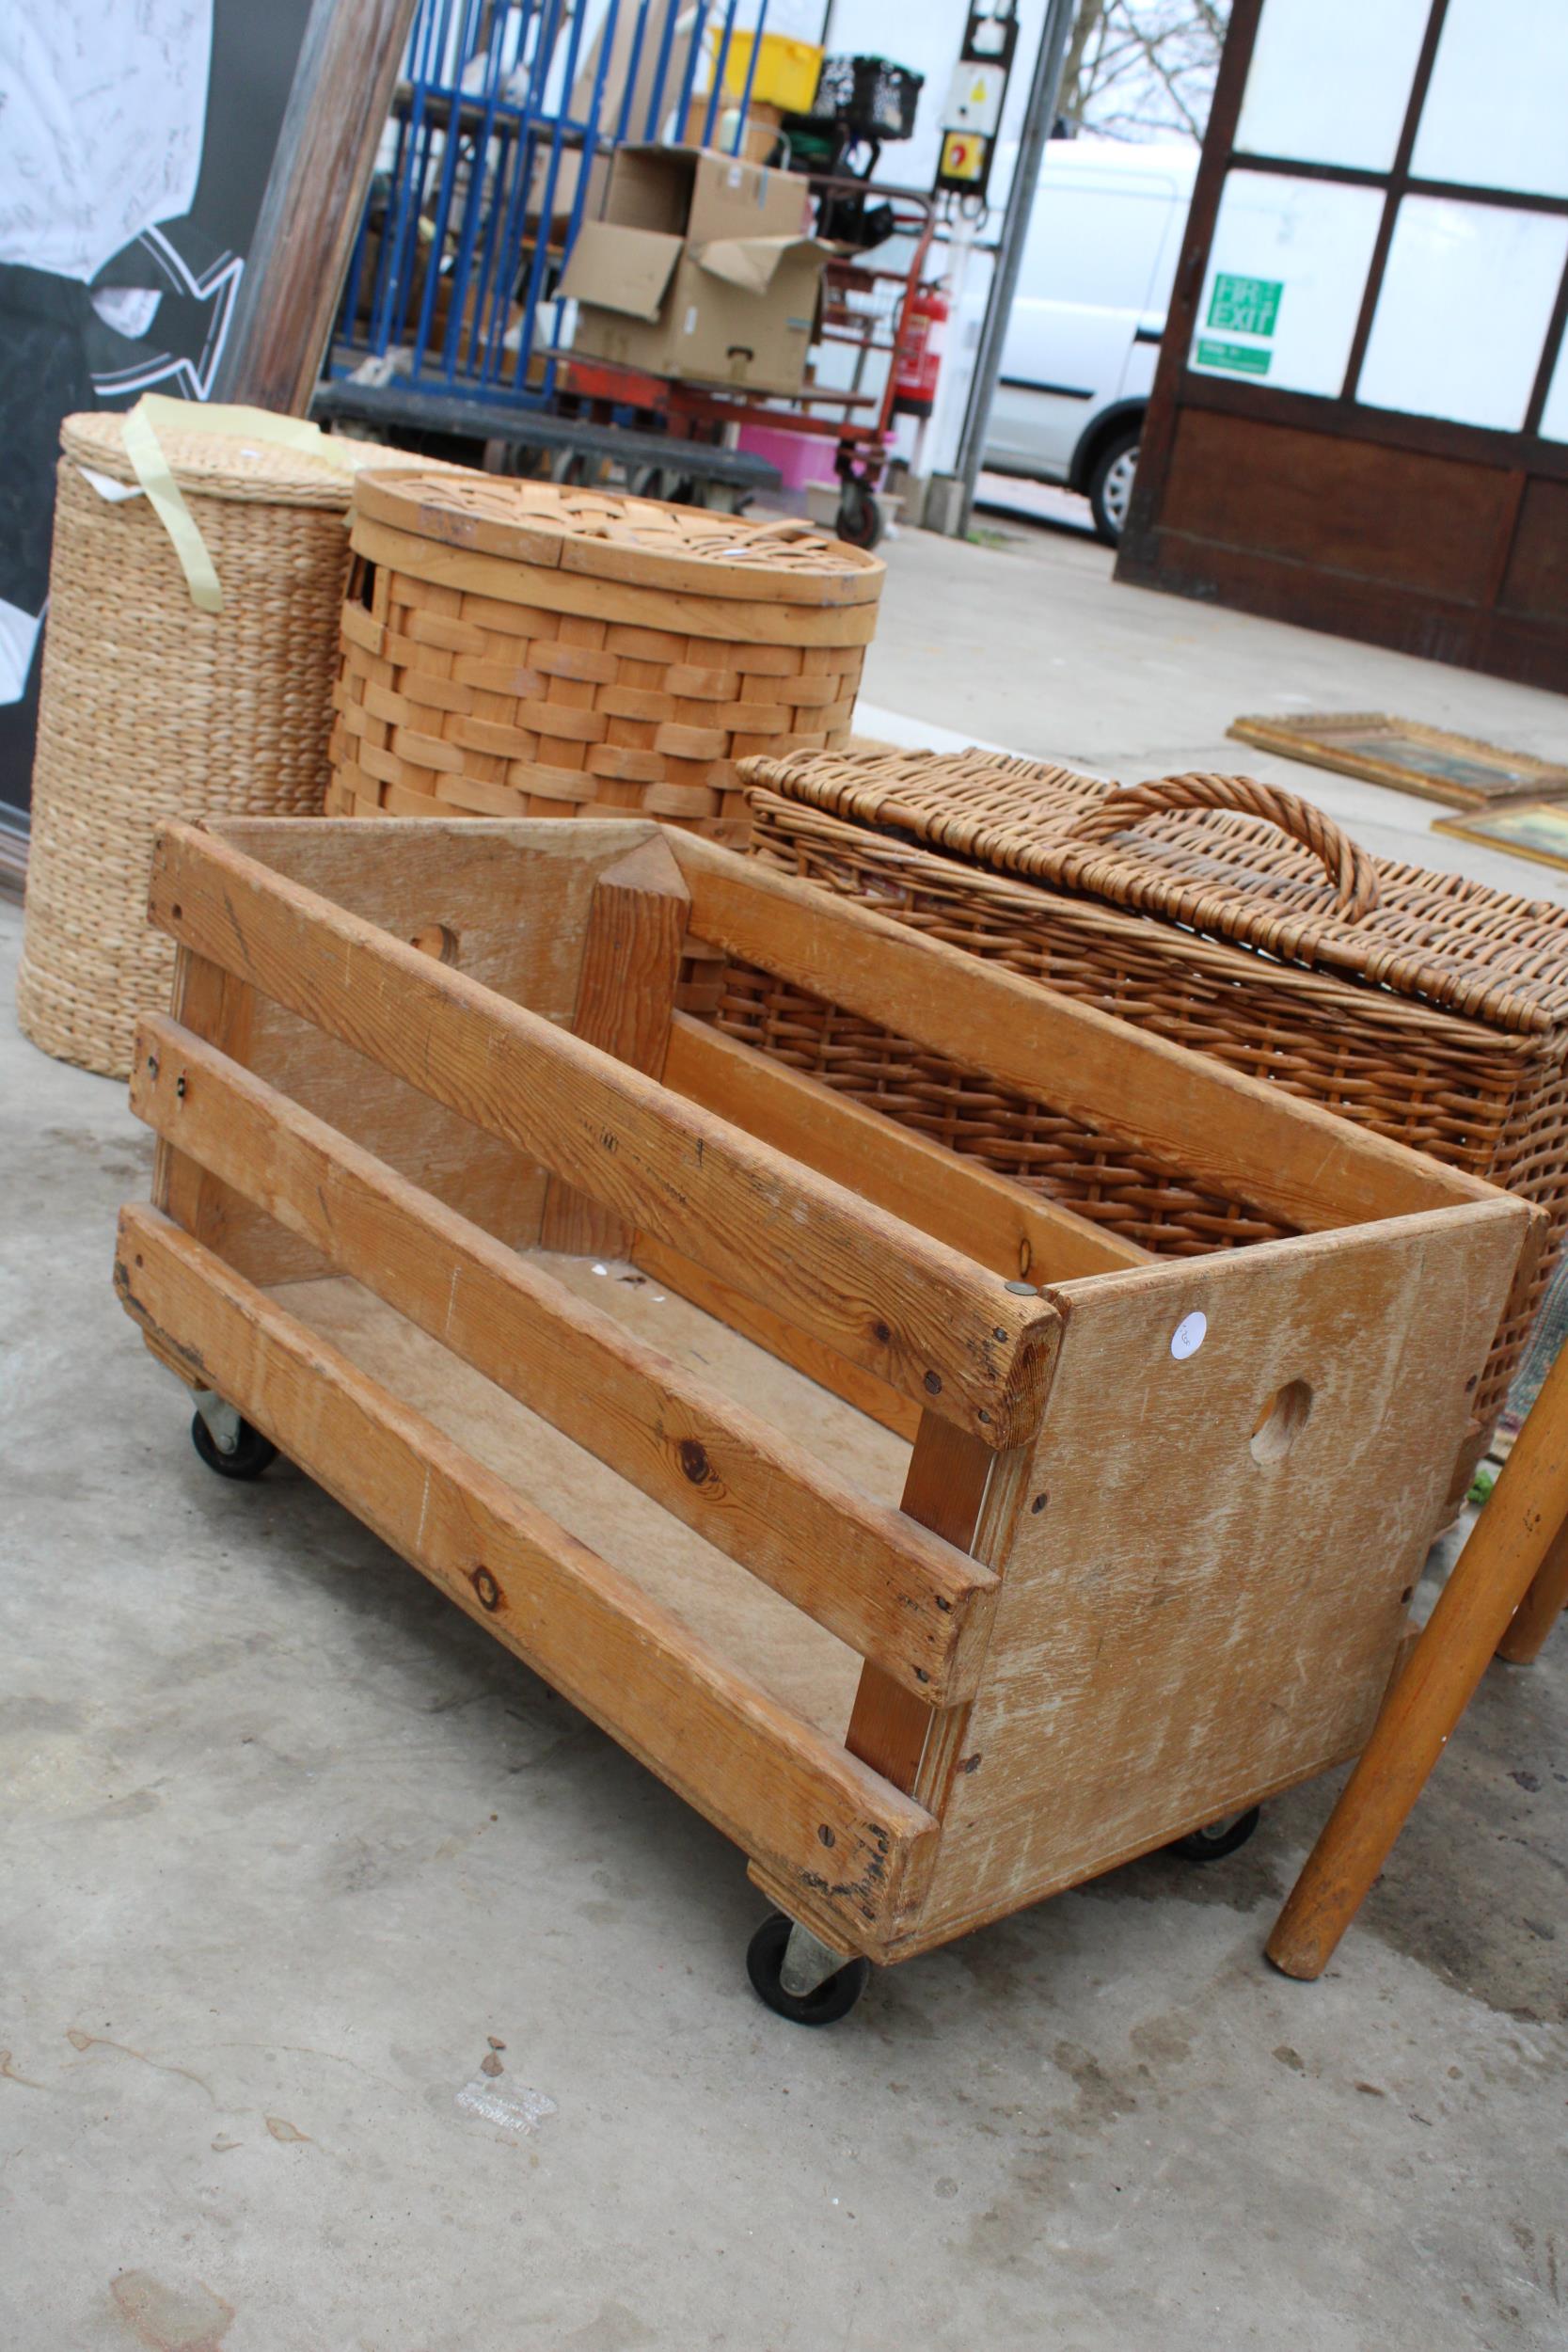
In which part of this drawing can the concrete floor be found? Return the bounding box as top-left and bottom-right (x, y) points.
(3, 523), (1566, 2351)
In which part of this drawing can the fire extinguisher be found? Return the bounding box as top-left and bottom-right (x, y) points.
(893, 280), (949, 421)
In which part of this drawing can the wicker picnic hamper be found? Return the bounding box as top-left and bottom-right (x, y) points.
(718, 748), (1568, 1455)
(17, 411), (364, 1080)
(325, 470), (882, 834)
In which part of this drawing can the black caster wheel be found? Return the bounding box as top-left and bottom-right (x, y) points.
(191, 1408), (278, 1482)
(746, 1912), (870, 2026)
(1168, 1806), (1261, 1863)
(834, 482), (882, 549)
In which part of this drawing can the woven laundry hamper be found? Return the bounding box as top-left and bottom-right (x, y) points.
(18, 411), (366, 1079)
(326, 470), (882, 834)
(718, 748), (1568, 1472)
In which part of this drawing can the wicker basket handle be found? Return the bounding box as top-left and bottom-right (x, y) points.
(1065, 771), (1381, 921)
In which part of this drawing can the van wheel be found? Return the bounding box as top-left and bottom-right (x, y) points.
(1087, 427), (1140, 546)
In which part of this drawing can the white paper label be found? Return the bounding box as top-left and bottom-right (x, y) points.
(683, 304), (699, 335)
(1170, 1311), (1208, 1361)
(77, 465), (145, 503)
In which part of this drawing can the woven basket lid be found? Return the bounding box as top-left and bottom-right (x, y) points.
(353, 469), (885, 604)
(745, 745), (1568, 1038)
(62, 411), (358, 509)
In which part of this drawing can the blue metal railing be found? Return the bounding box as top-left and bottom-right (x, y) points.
(332, 0), (772, 408)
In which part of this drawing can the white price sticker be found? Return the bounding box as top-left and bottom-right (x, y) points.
(1170, 1311), (1208, 1361)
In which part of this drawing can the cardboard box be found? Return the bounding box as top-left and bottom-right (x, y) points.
(598, 144), (808, 242)
(560, 145), (825, 396)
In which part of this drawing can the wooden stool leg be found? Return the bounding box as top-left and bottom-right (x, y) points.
(1497, 1509), (1568, 1663)
(1266, 1335), (1568, 1981)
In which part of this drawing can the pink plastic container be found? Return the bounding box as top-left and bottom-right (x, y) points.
(736, 422), (833, 494)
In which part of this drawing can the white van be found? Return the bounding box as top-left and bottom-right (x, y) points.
(979, 137), (1197, 543)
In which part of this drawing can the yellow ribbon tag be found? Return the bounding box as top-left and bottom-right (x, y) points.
(118, 394), (381, 615)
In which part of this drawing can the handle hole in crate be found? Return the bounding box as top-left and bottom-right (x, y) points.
(1250, 1379), (1313, 1466)
(410, 924), (459, 965)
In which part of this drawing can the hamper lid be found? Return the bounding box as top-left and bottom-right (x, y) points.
(745, 746), (1568, 1038)
(63, 409), (359, 509)
(352, 469), (885, 604)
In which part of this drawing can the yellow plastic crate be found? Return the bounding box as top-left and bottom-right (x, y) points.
(721, 31), (822, 113)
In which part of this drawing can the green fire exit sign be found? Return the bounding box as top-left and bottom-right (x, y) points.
(1207, 273), (1282, 338)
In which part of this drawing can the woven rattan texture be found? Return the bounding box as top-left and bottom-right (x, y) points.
(60, 410), (361, 507)
(722, 786), (1568, 1434)
(18, 436), (354, 1079)
(325, 509), (877, 831)
(748, 746), (1568, 1033)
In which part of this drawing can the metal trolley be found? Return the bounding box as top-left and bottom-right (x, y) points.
(557, 179), (940, 546)
(331, 0), (765, 410)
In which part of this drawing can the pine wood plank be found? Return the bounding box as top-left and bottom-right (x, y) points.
(847, 1414), (1037, 1801)
(893, 1200), (1528, 1957)
(663, 1012), (1148, 1283)
(147, 823), (1058, 1449)
(114, 1204), (936, 1932)
(129, 1016), (995, 1703)
(632, 1234), (922, 1439)
(750, 1411), (1036, 1952)
(540, 837), (689, 1258)
(667, 831), (1500, 1239)
(152, 950), (270, 1263)
(154, 818), (650, 1283)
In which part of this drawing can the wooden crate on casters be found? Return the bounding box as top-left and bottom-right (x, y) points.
(115, 816), (1532, 2018)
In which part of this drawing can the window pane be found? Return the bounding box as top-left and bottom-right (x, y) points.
(1237, 0), (1428, 171)
(1412, 0), (1568, 199)
(1358, 198), (1568, 428)
(1190, 172), (1385, 396)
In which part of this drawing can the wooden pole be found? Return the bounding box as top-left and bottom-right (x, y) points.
(1266, 1331), (1568, 1979)
(214, 0), (420, 415)
(1497, 1510), (1568, 1663)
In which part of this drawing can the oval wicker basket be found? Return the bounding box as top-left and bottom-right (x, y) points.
(723, 748), (1568, 1464)
(325, 471), (883, 834)
(18, 412), (362, 1079)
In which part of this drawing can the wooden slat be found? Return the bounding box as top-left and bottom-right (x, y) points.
(114, 1204), (936, 1931)
(663, 1012), (1148, 1282)
(749, 1411), (1037, 1957)
(147, 823), (1057, 1450)
(847, 1414), (1037, 1804)
(129, 1017), (994, 1702)
(153, 952), (261, 1256)
(667, 831), (1498, 1237)
(540, 837), (689, 1258)
(633, 1234), (921, 1439)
